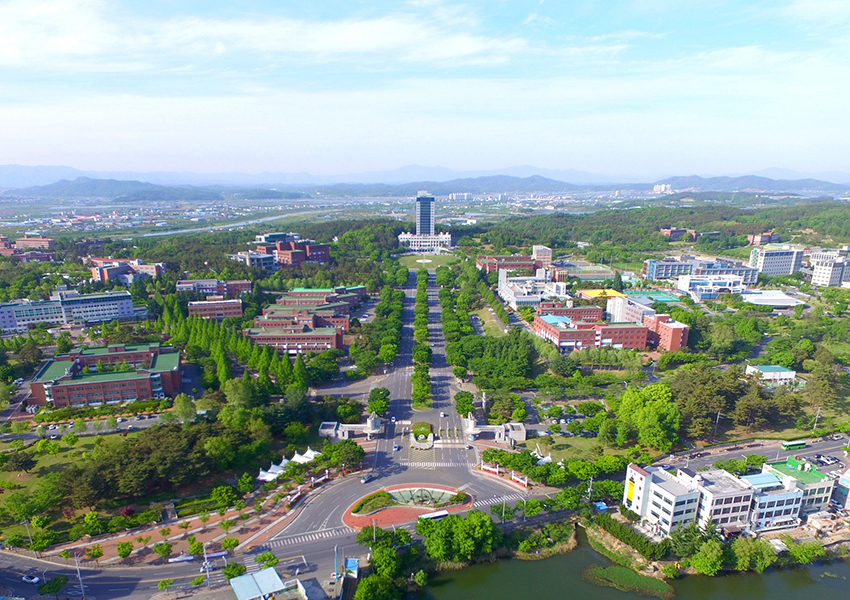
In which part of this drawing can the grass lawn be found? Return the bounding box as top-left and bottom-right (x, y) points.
(822, 341), (850, 359)
(583, 565), (673, 600)
(412, 422), (432, 439)
(516, 436), (629, 462)
(352, 491), (398, 514)
(398, 254), (461, 269)
(471, 308), (507, 337)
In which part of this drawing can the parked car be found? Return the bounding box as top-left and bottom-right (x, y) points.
(117, 417), (125, 423)
(390, 416), (396, 424)
(393, 445), (401, 451)
(22, 576), (40, 584)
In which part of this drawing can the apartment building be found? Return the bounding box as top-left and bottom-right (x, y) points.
(175, 279), (252, 299)
(748, 247), (804, 276)
(188, 299), (244, 321)
(0, 290), (135, 333)
(29, 344), (182, 407)
(623, 464), (700, 536)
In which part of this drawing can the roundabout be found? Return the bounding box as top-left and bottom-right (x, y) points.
(343, 483), (473, 529)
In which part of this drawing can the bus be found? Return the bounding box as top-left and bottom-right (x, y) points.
(781, 440), (807, 451)
(418, 510), (449, 522)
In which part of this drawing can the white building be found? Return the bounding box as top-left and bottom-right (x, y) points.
(677, 274), (746, 301)
(745, 364), (797, 386)
(740, 472), (804, 531)
(623, 464), (700, 536)
(497, 269), (571, 310)
(0, 290), (135, 334)
(397, 232), (452, 251)
(810, 251), (850, 287)
(763, 458), (835, 514)
(749, 247), (804, 277)
(677, 468), (754, 530)
(227, 251), (276, 270)
(532, 245), (553, 268)
(606, 296), (655, 324)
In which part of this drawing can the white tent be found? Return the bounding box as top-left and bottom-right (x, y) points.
(257, 469), (277, 482)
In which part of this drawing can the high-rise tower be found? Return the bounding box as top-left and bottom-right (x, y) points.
(415, 193), (435, 236)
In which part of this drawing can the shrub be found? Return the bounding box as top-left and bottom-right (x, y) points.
(592, 513), (668, 560)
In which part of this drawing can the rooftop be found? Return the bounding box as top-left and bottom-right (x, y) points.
(767, 458), (828, 484)
(577, 289), (626, 298)
(63, 343), (162, 357)
(696, 469), (750, 494)
(647, 467), (695, 497)
(245, 327), (339, 336)
(753, 365), (795, 373)
(741, 473), (784, 491)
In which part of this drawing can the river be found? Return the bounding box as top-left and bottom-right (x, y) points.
(418, 534), (850, 600)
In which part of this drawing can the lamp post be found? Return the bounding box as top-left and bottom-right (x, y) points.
(74, 552), (86, 600)
(21, 519), (33, 546)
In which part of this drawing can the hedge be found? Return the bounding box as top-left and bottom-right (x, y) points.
(592, 513), (669, 560)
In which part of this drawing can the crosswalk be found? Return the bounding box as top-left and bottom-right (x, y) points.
(402, 461), (476, 468)
(472, 493), (526, 508)
(263, 526), (356, 549)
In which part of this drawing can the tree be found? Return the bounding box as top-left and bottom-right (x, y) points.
(413, 570), (428, 587)
(454, 391), (475, 416)
(73, 420), (88, 434)
(106, 415), (118, 430)
(174, 393), (197, 422)
(116, 541), (134, 559)
(370, 546), (401, 579)
(38, 575), (68, 597)
(85, 544), (104, 563)
(690, 539), (724, 576)
(612, 272), (624, 293)
(211, 485), (238, 509)
(153, 542), (173, 560)
(780, 535), (826, 564)
(730, 537), (776, 572)
(159, 527), (172, 538)
(367, 387), (391, 416)
(31, 515), (51, 529)
(221, 537), (239, 551)
(255, 551), (279, 568)
(62, 432), (79, 446)
(158, 578), (174, 592)
(353, 575), (400, 600)
(452, 366), (468, 380)
(191, 575), (206, 586)
(237, 472), (255, 495)
(378, 344), (398, 364)
(222, 564), (247, 580)
(6, 451), (36, 473)
(284, 422), (309, 445)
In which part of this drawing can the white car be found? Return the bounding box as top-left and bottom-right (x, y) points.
(390, 416), (396, 423)
(117, 417), (125, 423)
(22, 575), (40, 584)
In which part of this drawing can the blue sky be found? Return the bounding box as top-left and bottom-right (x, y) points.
(1, 0), (848, 177)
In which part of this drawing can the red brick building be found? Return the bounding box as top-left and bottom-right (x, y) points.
(255, 240), (331, 267)
(643, 314), (690, 352)
(475, 254), (536, 274)
(175, 279), (252, 299)
(14, 236), (55, 250)
(29, 344), (182, 407)
(188, 299), (244, 320)
(536, 303), (604, 322)
(243, 326), (342, 354)
(533, 314), (648, 353)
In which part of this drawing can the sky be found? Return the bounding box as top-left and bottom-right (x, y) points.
(1, 0), (849, 178)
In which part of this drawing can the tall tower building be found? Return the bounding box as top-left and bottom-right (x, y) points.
(415, 193), (435, 236)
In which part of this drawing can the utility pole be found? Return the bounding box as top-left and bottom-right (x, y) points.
(587, 476), (594, 502)
(712, 410), (725, 440)
(372, 518), (376, 544)
(812, 406), (822, 432)
(21, 519), (33, 546)
(502, 497), (506, 523)
(203, 543), (210, 588)
(74, 553), (86, 600)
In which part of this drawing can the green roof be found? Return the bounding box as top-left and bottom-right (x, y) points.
(35, 348), (179, 385)
(290, 287), (336, 293)
(52, 371), (150, 385)
(768, 458), (828, 484)
(60, 343), (162, 357)
(756, 365), (794, 373)
(34, 360), (75, 383)
(150, 352), (180, 372)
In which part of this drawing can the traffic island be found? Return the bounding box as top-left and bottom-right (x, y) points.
(343, 484), (473, 528)
(411, 422), (434, 449)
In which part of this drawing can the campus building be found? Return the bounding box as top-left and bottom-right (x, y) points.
(532, 245), (553, 268)
(226, 251), (277, 270)
(242, 327), (343, 355)
(29, 344), (182, 407)
(740, 472), (804, 531)
(745, 364), (798, 386)
(535, 303), (603, 322)
(643, 256), (758, 284)
(0, 237), (55, 263)
(497, 269), (572, 310)
(748, 247), (804, 277)
(533, 314), (648, 353)
(254, 239), (330, 267)
(188, 299), (244, 321)
(476, 255), (536, 274)
(748, 232), (781, 246)
(0, 290), (135, 333)
(810, 251), (850, 287)
(175, 279), (252, 299)
(397, 193), (452, 251)
(606, 296), (689, 352)
(677, 468), (754, 530)
(89, 258), (166, 285)
(14, 236), (55, 250)
(677, 274), (746, 301)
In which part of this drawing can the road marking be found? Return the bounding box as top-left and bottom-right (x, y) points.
(402, 461), (475, 468)
(265, 526), (355, 548)
(472, 493), (526, 508)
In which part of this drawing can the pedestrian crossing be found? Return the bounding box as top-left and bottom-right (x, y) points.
(402, 461), (476, 468)
(264, 526), (356, 549)
(472, 493), (526, 508)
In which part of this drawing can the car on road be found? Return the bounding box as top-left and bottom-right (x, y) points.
(440, 412), (446, 417)
(361, 473), (374, 484)
(560, 418), (567, 424)
(22, 575), (40, 584)
(49, 435), (59, 440)
(117, 417), (125, 423)
(48, 424), (57, 430)
(393, 444), (401, 451)
(832, 434), (844, 441)
(660, 464), (672, 470)
(390, 416), (396, 423)
(136, 415), (146, 420)
(127, 425), (135, 430)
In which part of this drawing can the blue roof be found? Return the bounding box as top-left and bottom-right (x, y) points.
(230, 568), (285, 600)
(741, 473), (781, 489)
(540, 314), (571, 325)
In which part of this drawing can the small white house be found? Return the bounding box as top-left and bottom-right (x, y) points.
(745, 364), (797, 385)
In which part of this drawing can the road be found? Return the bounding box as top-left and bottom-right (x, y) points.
(0, 272), (524, 599)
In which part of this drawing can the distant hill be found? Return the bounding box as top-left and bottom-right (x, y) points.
(305, 175), (586, 196)
(3, 177), (223, 201)
(656, 175), (849, 193)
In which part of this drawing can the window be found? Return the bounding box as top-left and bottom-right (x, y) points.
(767, 501), (776, 508)
(734, 496), (742, 503)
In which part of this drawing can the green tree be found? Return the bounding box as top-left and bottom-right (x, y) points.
(62, 432), (78, 446)
(730, 537), (776, 572)
(153, 542), (173, 560)
(116, 541), (134, 559)
(191, 575), (206, 586)
(211, 485), (238, 509)
(413, 570), (428, 587)
(6, 451), (36, 473)
(690, 540), (724, 576)
(173, 393), (197, 422)
(370, 546), (401, 579)
(158, 578), (174, 591)
(222, 564), (247, 580)
(237, 472), (254, 495)
(221, 537), (239, 551)
(38, 575), (68, 597)
(30, 515), (51, 529)
(255, 551), (279, 568)
(367, 387), (391, 416)
(353, 575), (400, 600)
(780, 535), (826, 564)
(106, 415), (118, 429)
(85, 544), (104, 563)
